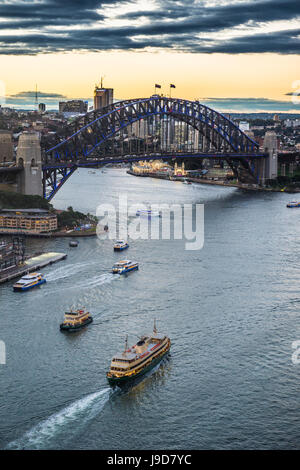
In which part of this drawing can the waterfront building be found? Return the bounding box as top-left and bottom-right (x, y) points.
(0, 209), (57, 234)
(0, 238), (25, 273)
(174, 162), (187, 176)
(0, 240), (17, 272)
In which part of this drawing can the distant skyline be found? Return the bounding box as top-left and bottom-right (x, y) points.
(0, 0), (299, 113)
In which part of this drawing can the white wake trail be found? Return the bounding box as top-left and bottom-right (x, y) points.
(7, 387), (112, 450)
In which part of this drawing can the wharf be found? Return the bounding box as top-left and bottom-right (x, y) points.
(0, 252), (67, 284)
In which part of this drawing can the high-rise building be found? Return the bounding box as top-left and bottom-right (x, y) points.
(94, 83), (113, 110)
(38, 103), (46, 113)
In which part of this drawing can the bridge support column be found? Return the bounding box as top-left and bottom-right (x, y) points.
(262, 131), (278, 184)
(17, 132), (43, 196)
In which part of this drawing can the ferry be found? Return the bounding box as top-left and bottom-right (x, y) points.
(112, 260), (139, 274)
(107, 321), (171, 386)
(136, 209), (160, 218)
(60, 308), (93, 331)
(113, 240), (129, 251)
(287, 201), (300, 208)
(13, 272), (46, 292)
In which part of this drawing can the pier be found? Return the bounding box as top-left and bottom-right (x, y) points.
(0, 252), (67, 284)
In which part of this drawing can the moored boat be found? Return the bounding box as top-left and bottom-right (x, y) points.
(287, 201), (300, 208)
(113, 240), (129, 251)
(60, 308), (93, 331)
(112, 260), (138, 274)
(107, 321), (171, 386)
(13, 272), (46, 292)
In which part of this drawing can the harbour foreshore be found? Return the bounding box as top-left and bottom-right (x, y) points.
(127, 170), (298, 192)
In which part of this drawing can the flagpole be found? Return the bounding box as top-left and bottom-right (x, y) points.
(170, 85), (171, 98)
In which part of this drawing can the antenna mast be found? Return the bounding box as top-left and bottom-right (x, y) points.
(123, 334), (129, 355)
(35, 84), (38, 111)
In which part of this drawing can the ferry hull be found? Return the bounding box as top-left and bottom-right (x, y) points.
(114, 245), (129, 251)
(112, 265), (138, 274)
(13, 279), (46, 292)
(60, 316), (93, 332)
(107, 345), (170, 387)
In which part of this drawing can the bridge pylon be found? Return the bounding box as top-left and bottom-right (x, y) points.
(17, 132), (43, 196)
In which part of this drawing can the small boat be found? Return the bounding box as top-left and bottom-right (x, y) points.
(136, 209), (160, 218)
(112, 260), (138, 274)
(183, 179), (192, 185)
(13, 272), (46, 292)
(69, 240), (78, 247)
(60, 308), (93, 332)
(107, 320), (171, 386)
(287, 201), (300, 208)
(113, 240), (129, 251)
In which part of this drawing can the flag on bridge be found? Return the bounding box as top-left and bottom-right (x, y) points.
(170, 84), (176, 88)
(155, 84), (161, 89)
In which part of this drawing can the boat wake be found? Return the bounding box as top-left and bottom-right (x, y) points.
(6, 387), (112, 450)
(45, 262), (97, 282)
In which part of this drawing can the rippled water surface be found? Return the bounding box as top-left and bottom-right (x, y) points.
(1, 168), (300, 449)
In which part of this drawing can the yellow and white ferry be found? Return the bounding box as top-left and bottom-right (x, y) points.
(107, 321), (171, 386)
(60, 308), (93, 332)
(112, 260), (138, 274)
(113, 240), (129, 251)
(13, 272), (46, 292)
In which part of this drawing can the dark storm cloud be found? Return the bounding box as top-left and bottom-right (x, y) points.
(0, 0), (299, 55)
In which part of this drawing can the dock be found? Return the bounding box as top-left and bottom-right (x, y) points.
(0, 252), (67, 284)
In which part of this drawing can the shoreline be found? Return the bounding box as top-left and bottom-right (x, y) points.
(0, 228), (97, 238)
(127, 170), (299, 193)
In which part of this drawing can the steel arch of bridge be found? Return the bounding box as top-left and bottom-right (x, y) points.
(43, 97), (264, 200)
(45, 96), (259, 162)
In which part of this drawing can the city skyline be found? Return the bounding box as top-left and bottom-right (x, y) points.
(0, 0), (299, 112)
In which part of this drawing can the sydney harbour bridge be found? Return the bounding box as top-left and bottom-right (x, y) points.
(2, 96), (271, 201)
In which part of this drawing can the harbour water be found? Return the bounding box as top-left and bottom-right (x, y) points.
(1, 168), (300, 449)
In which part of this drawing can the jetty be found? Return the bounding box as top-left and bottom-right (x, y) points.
(0, 252), (67, 284)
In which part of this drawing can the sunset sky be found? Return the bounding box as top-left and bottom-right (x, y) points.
(0, 0), (299, 112)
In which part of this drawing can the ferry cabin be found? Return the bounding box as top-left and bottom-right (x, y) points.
(61, 309), (91, 327)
